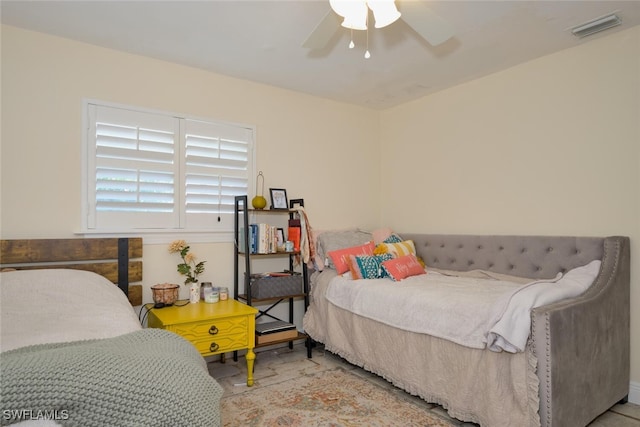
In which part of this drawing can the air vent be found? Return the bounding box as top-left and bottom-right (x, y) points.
(571, 13), (621, 38)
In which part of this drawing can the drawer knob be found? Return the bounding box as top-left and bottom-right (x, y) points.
(210, 342), (219, 353)
(208, 325), (219, 335)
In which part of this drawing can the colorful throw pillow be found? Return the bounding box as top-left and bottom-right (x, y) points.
(374, 240), (416, 257)
(383, 233), (403, 244)
(316, 229), (373, 270)
(348, 253), (394, 280)
(371, 228), (393, 244)
(327, 241), (376, 275)
(382, 254), (427, 281)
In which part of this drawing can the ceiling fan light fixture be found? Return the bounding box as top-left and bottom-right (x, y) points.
(341, 10), (368, 30)
(328, 0), (353, 18)
(331, 0), (368, 30)
(367, 0), (401, 28)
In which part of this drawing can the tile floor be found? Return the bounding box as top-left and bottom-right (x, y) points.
(209, 342), (640, 427)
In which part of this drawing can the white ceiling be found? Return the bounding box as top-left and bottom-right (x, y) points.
(2, 0), (639, 109)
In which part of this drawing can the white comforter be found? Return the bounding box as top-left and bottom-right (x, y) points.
(0, 269), (142, 352)
(325, 260), (600, 352)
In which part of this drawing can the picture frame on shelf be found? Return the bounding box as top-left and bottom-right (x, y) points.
(269, 188), (288, 210)
(276, 228), (285, 248)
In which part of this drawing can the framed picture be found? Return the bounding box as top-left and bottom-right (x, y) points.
(276, 228), (285, 247)
(269, 188), (288, 210)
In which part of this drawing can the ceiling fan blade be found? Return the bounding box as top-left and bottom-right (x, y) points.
(302, 10), (341, 49)
(398, 0), (455, 46)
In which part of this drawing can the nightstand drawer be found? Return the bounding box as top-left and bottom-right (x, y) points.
(191, 333), (250, 355)
(168, 317), (248, 341)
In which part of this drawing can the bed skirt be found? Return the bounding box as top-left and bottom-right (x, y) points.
(303, 270), (541, 427)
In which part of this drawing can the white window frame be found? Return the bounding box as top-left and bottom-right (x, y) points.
(80, 99), (255, 244)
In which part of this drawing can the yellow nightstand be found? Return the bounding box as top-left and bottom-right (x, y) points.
(148, 299), (258, 386)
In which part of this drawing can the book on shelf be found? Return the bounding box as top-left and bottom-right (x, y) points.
(255, 320), (296, 335)
(239, 225), (255, 254)
(257, 223), (268, 253)
(256, 329), (298, 344)
(261, 271), (293, 277)
(239, 224), (256, 254)
(247, 223), (279, 254)
(255, 321), (298, 344)
(248, 271), (299, 282)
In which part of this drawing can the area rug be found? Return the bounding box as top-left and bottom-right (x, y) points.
(220, 367), (456, 426)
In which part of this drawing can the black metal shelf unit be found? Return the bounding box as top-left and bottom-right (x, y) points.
(233, 195), (311, 358)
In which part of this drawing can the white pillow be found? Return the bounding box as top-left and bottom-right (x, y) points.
(486, 259), (601, 353)
(556, 259), (601, 292)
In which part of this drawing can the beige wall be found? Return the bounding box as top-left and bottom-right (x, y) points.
(0, 25), (381, 309)
(2, 23), (639, 391)
(380, 26), (640, 386)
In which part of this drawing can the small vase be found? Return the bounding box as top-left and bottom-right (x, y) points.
(189, 282), (200, 304)
(252, 171), (267, 209)
(252, 195), (267, 210)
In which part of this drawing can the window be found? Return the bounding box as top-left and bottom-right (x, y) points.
(83, 101), (254, 238)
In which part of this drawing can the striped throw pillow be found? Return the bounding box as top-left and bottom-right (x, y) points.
(374, 240), (416, 258)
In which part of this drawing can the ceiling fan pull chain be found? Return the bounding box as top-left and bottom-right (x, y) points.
(365, 12), (371, 59)
(349, 28), (355, 49)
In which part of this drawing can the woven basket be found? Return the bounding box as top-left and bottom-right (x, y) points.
(151, 283), (179, 305)
(248, 273), (302, 299)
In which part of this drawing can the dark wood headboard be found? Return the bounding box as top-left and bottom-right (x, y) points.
(0, 237), (143, 305)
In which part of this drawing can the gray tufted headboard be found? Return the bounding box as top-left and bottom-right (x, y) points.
(400, 234), (604, 279)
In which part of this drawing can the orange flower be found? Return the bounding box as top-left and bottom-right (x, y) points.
(169, 240), (206, 285)
(168, 239), (187, 254)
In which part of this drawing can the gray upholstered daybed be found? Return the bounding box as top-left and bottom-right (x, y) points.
(303, 234), (630, 427)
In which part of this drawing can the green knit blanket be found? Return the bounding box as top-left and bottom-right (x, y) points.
(0, 329), (223, 427)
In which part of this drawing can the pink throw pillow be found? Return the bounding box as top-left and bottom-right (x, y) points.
(372, 228), (394, 244)
(328, 242), (375, 274)
(381, 254), (426, 281)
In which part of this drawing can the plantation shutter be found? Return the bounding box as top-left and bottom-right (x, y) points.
(183, 119), (251, 229)
(88, 105), (179, 229)
(86, 102), (253, 232)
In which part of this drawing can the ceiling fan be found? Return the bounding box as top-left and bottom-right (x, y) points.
(302, 0), (455, 51)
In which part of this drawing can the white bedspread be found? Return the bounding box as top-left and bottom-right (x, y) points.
(325, 260), (600, 352)
(487, 259), (601, 352)
(0, 269), (142, 353)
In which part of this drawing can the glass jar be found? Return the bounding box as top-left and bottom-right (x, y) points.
(200, 282), (212, 300)
(202, 283), (213, 302)
(219, 287), (229, 301)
